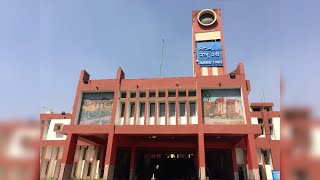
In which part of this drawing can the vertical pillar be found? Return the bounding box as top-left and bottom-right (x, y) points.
(232, 148), (239, 180)
(198, 132), (206, 180)
(246, 134), (260, 180)
(103, 133), (117, 180)
(58, 134), (78, 180)
(129, 147), (136, 180)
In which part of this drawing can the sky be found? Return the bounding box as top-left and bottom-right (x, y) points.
(0, 0), (319, 119)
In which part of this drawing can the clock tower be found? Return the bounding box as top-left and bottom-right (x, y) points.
(192, 9), (227, 77)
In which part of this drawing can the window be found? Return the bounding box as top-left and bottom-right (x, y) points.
(83, 147), (88, 159)
(178, 91), (186, 97)
(258, 118), (265, 135)
(87, 162), (92, 176)
(252, 107), (261, 111)
(268, 118), (273, 124)
(73, 162), (77, 177)
(188, 90), (196, 97)
(179, 103), (186, 116)
(121, 92), (126, 98)
(159, 91), (166, 97)
(140, 92), (146, 98)
(53, 123), (63, 132)
(262, 150), (270, 165)
(270, 125), (274, 135)
(96, 149), (100, 161)
(149, 103), (155, 117)
(264, 107), (272, 111)
(168, 91), (176, 97)
(169, 103), (175, 117)
(190, 102), (196, 116)
(159, 103), (165, 117)
(140, 103), (145, 117)
(130, 92), (136, 98)
(120, 103), (125, 117)
(149, 91), (156, 98)
(130, 103), (135, 117)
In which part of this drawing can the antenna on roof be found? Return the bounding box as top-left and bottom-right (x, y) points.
(42, 106), (55, 113)
(262, 88), (266, 102)
(160, 34), (165, 77)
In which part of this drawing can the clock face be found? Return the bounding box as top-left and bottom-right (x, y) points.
(198, 9), (217, 26)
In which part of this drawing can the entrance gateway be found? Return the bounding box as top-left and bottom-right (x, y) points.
(110, 135), (236, 180)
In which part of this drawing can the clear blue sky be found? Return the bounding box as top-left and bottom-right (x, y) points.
(1, 0), (319, 119)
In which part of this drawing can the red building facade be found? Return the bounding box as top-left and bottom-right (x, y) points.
(40, 9), (280, 180)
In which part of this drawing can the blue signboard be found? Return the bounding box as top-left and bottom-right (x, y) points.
(272, 170), (280, 180)
(196, 41), (223, 67)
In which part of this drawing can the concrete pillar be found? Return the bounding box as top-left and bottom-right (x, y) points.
(129, 147), (136, 180)
(58, 134), (78, 180)
(103, 133), (117, 180)
(246, 134), (260, 180)
(198, 132), (206, 180)
(232, 148), (239, 180)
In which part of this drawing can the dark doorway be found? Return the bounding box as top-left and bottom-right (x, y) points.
(238, 165), (246, 180)
(135, 151), (197, 180)
(205, 149), (234, 180)
(114, 148), (131, 180)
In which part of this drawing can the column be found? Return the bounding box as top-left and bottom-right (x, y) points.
(58, 134), (78, 180)
(129, 147), (136, 180)
(246, 134), (260, 180)
(103, 133), (117, 180)
(232, 148), (239, 180)
(198, 132), (206, 180)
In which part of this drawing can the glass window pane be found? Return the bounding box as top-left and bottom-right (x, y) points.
(130, 103), (135, 117)
(179, 103), (186, 116)
(140, 103), (145, 117)
(169, 103), (175, 117)
(159, 103), (165, 117)
(190, 102), (196, 116)
(150, 103), (155, 117)
(120, 103), (125, 117)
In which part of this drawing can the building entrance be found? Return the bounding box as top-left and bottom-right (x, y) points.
(205, 149), (234, 180)
(135, 151), (197, 180)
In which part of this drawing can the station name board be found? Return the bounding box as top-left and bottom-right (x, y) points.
(150, 153), (194, 159)
(196, 41), (223, 67)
